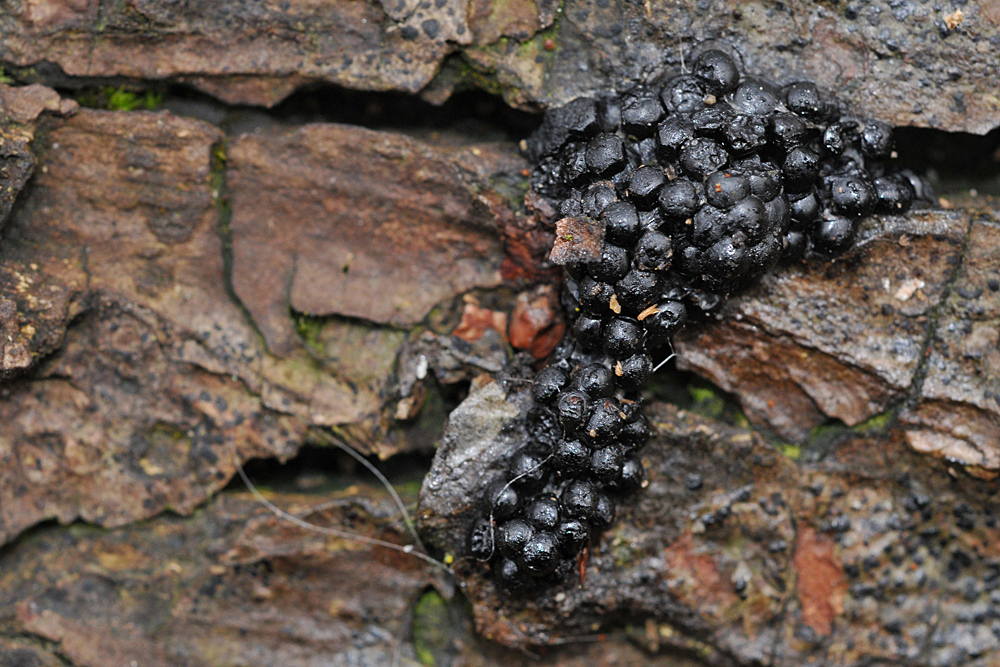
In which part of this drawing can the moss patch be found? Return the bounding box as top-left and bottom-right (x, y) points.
(77, 86), (163, 111)
(294, 313), (326, 357)
(412, 589), (450, 666)
(777, 443), (802, 460)
(852, 409), (896, 434)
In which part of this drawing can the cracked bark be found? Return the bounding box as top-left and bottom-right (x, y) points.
(3, 0), (1000, 133)
(1, 2), (999, 663)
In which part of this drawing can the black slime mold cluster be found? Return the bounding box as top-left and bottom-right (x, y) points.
(467, 44), (933, 592)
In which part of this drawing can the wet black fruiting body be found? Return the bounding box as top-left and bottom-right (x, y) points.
(475, 45), (935, 591)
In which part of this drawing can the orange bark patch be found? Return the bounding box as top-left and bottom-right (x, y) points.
(508, 286), (565, 359)
(663, 534), (738, 612)
(452, 303), (508, 344)
(792, 525), (845, 636)
(495, 193), (559, 284)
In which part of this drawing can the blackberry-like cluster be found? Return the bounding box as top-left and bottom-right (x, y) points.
(467, 46), (932, 591)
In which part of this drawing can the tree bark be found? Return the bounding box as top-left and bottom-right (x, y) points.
(1, 1), (999, 665)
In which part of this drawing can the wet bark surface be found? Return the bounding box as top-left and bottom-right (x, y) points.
(675, 211), (1000, 475)
(420, 388), (1000, 666)
(1, 2), (999, 664)
(227, 124), (513, 355)
(0, 90), (531, 546)
(3, 0), (1000, 134)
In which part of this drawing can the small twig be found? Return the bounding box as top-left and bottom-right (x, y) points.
(308, 425), (426, 552)
(652, 340), (678, 373)
(546, 633), (610, 645)
(234, 459), (454, 576)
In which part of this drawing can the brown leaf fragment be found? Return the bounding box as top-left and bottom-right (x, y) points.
(496, 201), (560, 284)
(548, 216), (605, 266)
(453, 302), (509, 344)
(508, 285), (565, 359)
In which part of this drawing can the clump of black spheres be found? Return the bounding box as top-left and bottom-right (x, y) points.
(468, 44), (933, 592)
(467, 351), (651, 590)
(529, 47), (933, 287)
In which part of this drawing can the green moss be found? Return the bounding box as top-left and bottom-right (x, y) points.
(113, 87), (163, 111)
(294, 313), (327, 358)
(412, 589), (450, 666)
(487, 172), (531, 211)
(211, 143), (228, 166)
(0, 66), (14, 85)
(809, 420), (846, 441)
(688, 385), (727, 420)
(290, 311), (406, 387)
(688, 386), (716, 403)
(77, 86), (163, 112)
(517, 19), (560, 66)
(777, 443), (802, 459)
(392, 478), (425, 502)
(611, 537), (639, 567)
(210, 141), (230, 234)
(853, 409), (895, 434)
(149, 423), (188, 442)
(454, 56), (507, 97)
